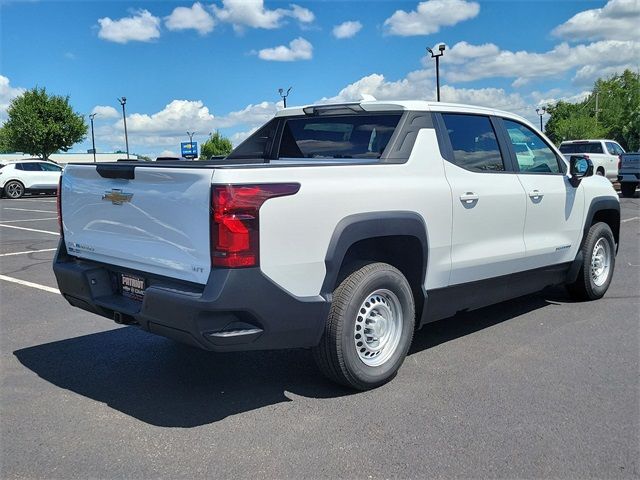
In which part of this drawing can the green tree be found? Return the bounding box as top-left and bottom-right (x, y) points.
(544, 69), (640, 151)
(2, 87), (87, 159)
(0, 126), (12, 153)
(199, 131), (232, 159)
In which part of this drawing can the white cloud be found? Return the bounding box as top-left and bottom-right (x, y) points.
(64, 52), (76, 60)
(91, 105), (120, 119)
(0, 75), (25, 123)
(384, 0), (479, 36)
(257, 37), (313, 61)
(553, 0), (640, 42)
(332, 20), (362, 39)
(444, 40), (639, 87)
(165, 2), (215, 35)
(97, 9), (161, 44)
(212, 0), (314, 32)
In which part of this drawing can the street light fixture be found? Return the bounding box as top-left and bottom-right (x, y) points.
(536, 106), (547, 131)
(278, 87), (292, 108)
(426, 44), (446, 102)
(117, 97), (130, 159)
(89, 113), (97, 163)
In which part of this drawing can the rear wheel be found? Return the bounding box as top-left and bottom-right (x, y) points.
(313, 262), (415, 390)
(620, 182), (637, 198)
(566, 222), (616, 301)
(596, 168), (605, 176)
(4, 181), (25, 199)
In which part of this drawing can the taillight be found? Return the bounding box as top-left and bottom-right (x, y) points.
(211, 183), (300, 268)
(56, 175), (63, 235)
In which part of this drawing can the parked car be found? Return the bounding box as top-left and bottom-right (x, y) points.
(0, 159), (63, 198)
(618, 152), (639, 197)
(559, 139), (625, 181)
(54, 101), (619, 390)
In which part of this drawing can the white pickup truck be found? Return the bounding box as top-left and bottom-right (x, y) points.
(54, 101), (620, 390)
(559, 139), (625, 181)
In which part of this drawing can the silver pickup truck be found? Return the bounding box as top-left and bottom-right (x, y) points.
(618, 152), (639, 197)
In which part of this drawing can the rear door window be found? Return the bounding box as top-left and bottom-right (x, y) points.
(441, 113), (505, 172)
(278, 114), (402, 160)
(39, 163), (62, 171)
(19, 163), (42, 171)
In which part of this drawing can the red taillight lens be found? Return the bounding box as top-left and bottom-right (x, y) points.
(211, 183), (300, 268)
(56, 176), (63, 235)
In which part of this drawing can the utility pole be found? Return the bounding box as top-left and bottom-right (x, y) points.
(595, 91), (600, 123)
(278, 87), (292, 108)
(89, 113), (97, 163)
(117, 97), (130, 159)
(426, 44), (446, 101)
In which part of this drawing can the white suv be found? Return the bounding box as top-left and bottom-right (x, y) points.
(0, 159), (63, 198)
(559, 139), (625, 181)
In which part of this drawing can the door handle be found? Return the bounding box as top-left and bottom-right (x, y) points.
(460, 192), (479, 204)
(528, 190), (544, 200)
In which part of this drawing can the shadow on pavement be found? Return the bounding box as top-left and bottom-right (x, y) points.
(14, 288), (565, 428)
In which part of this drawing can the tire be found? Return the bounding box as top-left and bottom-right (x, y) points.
(566, 222), (616, 301)
(4, 180), (25, 199)
(312, 262), (415, 390)
(596, 168), (605, 176)
(620, 182), (637, 198)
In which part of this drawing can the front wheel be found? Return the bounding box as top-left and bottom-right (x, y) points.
(566, 222), (616, 301)
(4, 180), (25, 199)
(312, 262), (415, 390)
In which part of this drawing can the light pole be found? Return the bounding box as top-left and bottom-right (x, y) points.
(117, 97), (130, 159)
(427, 44), (445, 102)
(278, 87), (292, 108)
(89, 113), (97, 163)
(536, 106), (546, 131)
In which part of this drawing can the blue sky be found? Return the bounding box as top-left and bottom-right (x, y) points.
(0, 0), (637, 157)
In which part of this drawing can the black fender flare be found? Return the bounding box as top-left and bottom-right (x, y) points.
(320, 211), (429, 298)
(567, 195), (620, 283)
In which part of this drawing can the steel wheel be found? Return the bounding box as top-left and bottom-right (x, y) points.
(591, 237), (611, 287)
(4, 181), (24, 199)
(353, 289), (403, 367)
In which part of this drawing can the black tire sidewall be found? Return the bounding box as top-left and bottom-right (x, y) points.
(338, 266), (415, 387)
(6, 181), (24, 199)
(620, 183), (637, 198)
(583, 223), (616, 298)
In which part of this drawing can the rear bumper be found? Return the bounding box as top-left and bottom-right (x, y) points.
(618, 172), (639, 183)
(53, 243), (330, 352)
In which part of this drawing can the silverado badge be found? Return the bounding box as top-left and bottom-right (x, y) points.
(102, 189), (133, 205)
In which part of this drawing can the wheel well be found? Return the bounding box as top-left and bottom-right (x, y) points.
(596, 166), (605, 174)
(338, 236), (425, 322)
(592, 208), (620, 245)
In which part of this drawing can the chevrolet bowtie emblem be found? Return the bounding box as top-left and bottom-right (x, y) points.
(102, 189), (133, 205)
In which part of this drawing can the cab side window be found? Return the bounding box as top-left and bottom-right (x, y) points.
(503, 119), (561, 174)
(441, 114), (505, 172)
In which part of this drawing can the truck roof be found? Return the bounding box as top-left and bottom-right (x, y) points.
(275, 99), (533, 129)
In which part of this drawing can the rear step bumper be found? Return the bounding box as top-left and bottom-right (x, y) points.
(53, 243), (330, 352)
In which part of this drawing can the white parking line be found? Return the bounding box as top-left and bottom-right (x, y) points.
(2, 208), (56, 213)
(0, 217), (58, 223)
(621, 216), (639, 223)
(0, 248), (57, 257)
(0, 274), (59, 294)
(0, 224), (59, 235)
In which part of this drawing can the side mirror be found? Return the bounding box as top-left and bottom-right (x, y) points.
(569, 155), (593, 187)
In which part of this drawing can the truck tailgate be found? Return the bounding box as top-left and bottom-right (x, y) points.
(61, 164), (214, 284)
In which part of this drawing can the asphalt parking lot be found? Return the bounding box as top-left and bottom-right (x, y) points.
(0, 193), (639, 479)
